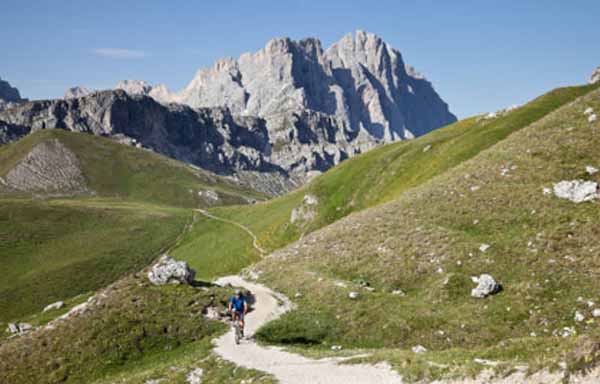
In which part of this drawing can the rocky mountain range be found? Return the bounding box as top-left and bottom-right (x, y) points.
(0, 31), (457, 194)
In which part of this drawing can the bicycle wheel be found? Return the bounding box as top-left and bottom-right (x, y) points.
(234, 323), (241, 344)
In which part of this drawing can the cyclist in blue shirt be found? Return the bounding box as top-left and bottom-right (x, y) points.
(228, 289), (248, 337)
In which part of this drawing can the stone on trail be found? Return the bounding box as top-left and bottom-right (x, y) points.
(148, 254), (196, 285)
(471, 274), (501, 298)
(553, 180), (599, 203)
(43, 301), (65, 312)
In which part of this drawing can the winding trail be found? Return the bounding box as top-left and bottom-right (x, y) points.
(213, 275), (403, 384)
(194, 209), (266, 254)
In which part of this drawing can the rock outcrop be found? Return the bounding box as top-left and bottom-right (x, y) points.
(590, 66), (600, 84)
(115, 80), (175, 104)
(64, 86), (91, 99)
(147, 254), (196, 285)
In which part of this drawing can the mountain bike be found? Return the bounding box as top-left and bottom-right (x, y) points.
(231, 311), (244, 345)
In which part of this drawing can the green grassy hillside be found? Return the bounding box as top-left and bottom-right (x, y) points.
(172, 83), (600, 280)
(0, 129), (267, 322)
(0, 129), (265, 207)
(0, 199), (192, 322)
(0, 273), (275, 384)
(253, 87), (600, 379)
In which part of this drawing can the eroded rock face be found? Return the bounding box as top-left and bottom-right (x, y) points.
(147, 254), (196, 285)
(5, 139), (88, 193)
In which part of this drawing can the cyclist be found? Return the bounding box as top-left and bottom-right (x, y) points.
(228, 289), (248, 337)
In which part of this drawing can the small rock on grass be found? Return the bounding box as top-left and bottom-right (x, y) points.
(412, 345), (427, 354)
(479, 244), (491, 252)
(575, 311), (585, 322)
(586, 165), (598, 175)
(348, 291), (360, 299)
(471, 274), (501, 298)
(43, 301), (65, 312)
(186, 368), (204, 384)
(553, 180), (599, 203)
(592, 309), (600, 318)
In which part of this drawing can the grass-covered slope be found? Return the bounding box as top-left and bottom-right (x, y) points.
(0, 199), (191, 322)
(0, 129), (267, 322)
(172, 83), (600, 279)
(0, 129), (265, 207)
(0, 273), (275, 384)
(253, 88), (600, 378)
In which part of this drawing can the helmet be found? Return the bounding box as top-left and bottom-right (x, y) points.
(234, 289), (241, 295)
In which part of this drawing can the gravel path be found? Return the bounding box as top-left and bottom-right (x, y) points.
(213, 275), (403, 384)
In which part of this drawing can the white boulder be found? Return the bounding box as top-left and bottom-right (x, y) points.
(584, 107), (594, 116)
(290, 194), (319, 224)
(6, 322), (33, 335)
(589, 114), (597, 123)
(574, 311), (585, 322)
(43, 301), (65, 312)
(592, 308), (600, 318)
(471, 274), (500, 298)
(553, 180), (599, 203)
(148, 254), (196, 285)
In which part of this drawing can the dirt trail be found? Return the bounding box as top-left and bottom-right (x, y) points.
(213, 275), (404, 384)
(194, 209), (266, 254)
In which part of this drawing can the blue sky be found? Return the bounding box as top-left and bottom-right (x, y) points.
(1, 0), (599, 118)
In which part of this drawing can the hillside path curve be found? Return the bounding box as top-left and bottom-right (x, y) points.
(213, 275), (403, 384)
